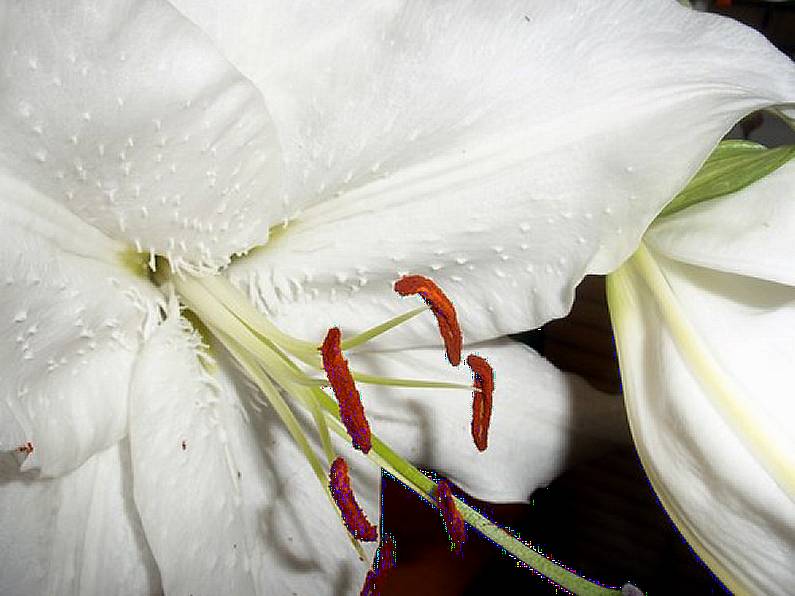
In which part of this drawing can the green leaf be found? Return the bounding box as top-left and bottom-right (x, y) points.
(659, 140), (795, 218)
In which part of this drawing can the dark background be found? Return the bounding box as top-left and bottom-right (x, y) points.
(377, 2), (795, 594)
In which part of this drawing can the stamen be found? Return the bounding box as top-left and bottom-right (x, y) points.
(360, 534), (397, 596)
(17, 441), (33, 455)
(321, 327), (372, 453)
(329, 457), (378, 542)
(436, 480), (466, 554)
(394, 275), (462, 366)
(467, 354), (494, 452)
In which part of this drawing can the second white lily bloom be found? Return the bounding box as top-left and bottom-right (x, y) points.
(609, 159), (795, 595)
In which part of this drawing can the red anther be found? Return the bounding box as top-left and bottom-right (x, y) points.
(394, 275), (462, 366)
(467, 354), (494, 452)
(360, 534), (397, 596)
(329, 457), (378, 542)
(321, 327), (372, 454)
(17, 442), (33, 455)
(436, 480), (466, 554)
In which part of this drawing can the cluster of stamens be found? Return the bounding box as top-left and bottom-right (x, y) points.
(166, 266), (493, 593)
(318, 274), (494, 585)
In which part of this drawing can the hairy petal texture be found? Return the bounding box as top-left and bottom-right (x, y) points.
(0, 174), (161, 477)
(129, 314), (378, 596)
(180, 0), (795, 346)
(347, 338), (630, 503)
(0, 443), (160, 596)
(609, 250), (795, 594)
(0, 0), (283, 271)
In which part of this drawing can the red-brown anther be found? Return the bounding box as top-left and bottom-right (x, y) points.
(467, 354), (494, 452)
(436, 480), (466, 554)
(394, 275), (462, 366)
(17, 442), (33, 455)
(321, 327), (372, 454)
(360, 534), (397, 596)
(329, 457), (378, 542)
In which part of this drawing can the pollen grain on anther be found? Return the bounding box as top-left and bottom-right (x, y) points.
(394, 275), (462, 366)
(17, 441), (33, 455)
(436, 480), (466, 554)
(321, 327), (372, 453)
(329, 457), (378, 542)
(467, 354), (494, 452)
(360, 533), (397, 596)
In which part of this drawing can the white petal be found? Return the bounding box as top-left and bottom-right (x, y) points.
(349, 338), (630, 503)
(0, 442), (160, 596)
(178, 0), (795, 344)
(0, 0), (283, 271)
(0, 174), (162, 476)
(129, 314), (378, 596)
(608, 250), (795, 593)
(648, 159), (795, 286)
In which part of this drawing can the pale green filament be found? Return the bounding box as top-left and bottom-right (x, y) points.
(193, 272), (472, 390)
(341, 306), (427, 350)
(351, 373), (472, 391)
(168, 270), (622, 595)
(207, 321), (366, 560)
(301, 384), (336, 467)
(198, 275), (319, 358)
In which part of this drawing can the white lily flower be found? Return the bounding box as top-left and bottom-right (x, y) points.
(608, 159), (795, 595)
(1, 1), (794, 594)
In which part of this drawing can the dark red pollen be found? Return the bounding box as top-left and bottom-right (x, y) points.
(17, 442), (33, 455)
(436, 480), (466, 554)
(360, 534), (397, 596)
(394, 275), (462, 366)
(329, 457), (378, 542)
(321, 327), (372, 453)
(467, 354), (494, 452)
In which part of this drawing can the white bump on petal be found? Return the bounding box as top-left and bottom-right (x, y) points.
(215, 1), (795, 346)
(0, 0), (284, 272)
(0, 174), (161, 476)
